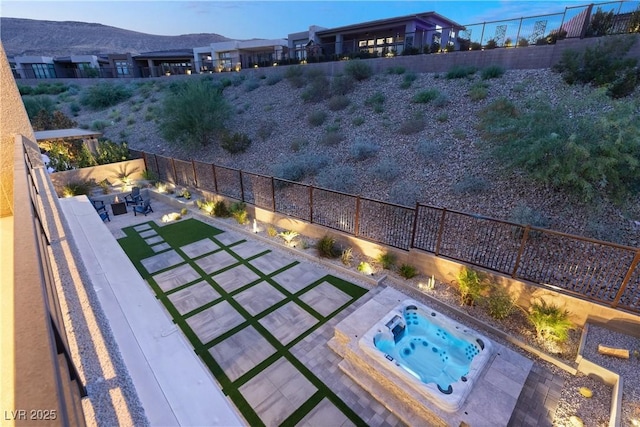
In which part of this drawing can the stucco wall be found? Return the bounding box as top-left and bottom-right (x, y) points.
(48, 158), (146, 195)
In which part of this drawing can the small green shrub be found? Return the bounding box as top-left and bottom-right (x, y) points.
(257, 120), (276, 141)
(457, 267), (489, 306)
(400, 72), (417, 89)
(517, 38), (529, 47)
(266, 74), (282, 85)
(315, 166), (356, 193)
(319, 131), (344, 147)
(331, 75), (355, 95)
(413, 89), (440, 103)
(316, 235), (339, 258)
(446, 65), (478, 79)
(80, 83), (132, 110)
(284, 65), (304, 79)
(485, 286), (515, 320)
(302, 75), (331, 102)
(271, 161), (306, 182)
(220, 132), (251, 154)
(398, 115), (425, 135)
(528, 300), (573, 343)
(436, 112), (449, 123)
(386, 66), (406, 75)
(481, 65), (505, 80)
(327, 95), (350, 111)
(308, 110), (328, 126)
(376, 252), (396, 270)
(290, 138), (307, 152)
(230, 202), (248, 224)
(357, 261), (374, 275)
(61, 180), (93, 198)
(350, 140), (379, 160)
(213, 200), (230, 217)
(244, 79), (260, 92)
(416, 140), (439, 159)
(344, 60), (373, 81)
(90, 120), (111, 131)
(470, 42), (482, 50)
(372, 158), (401, 181)
(22, 95), (55, 119)
(485, 39), (498, 50)
(365, 92), (385, 112)
(432, 94), (450, 108)
(398, 264), (418, 279)
(468, 82), (489, 101)
(341, 247), (353, 266)
(389, 182), (420, 207)
(267, 226), (278, 237)
(352, 116), (365, 126)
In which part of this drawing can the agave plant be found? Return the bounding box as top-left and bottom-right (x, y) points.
(278, 230), (299, 246)
(528, 300), (573, 343)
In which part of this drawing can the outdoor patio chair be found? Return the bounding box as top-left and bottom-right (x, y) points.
(90, 198), (107, 213)
(124, 187), (143, 206)
(99, 210), (110, 222)
(133, 199), (153, 216)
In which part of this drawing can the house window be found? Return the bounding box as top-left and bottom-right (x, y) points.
(31, 63), (56, 79)
(218, 52), (232, 71)
(293, 39), (307, 60)
(115, 60), (129, 76)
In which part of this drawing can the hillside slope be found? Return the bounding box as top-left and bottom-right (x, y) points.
(0, 17), (229, 56)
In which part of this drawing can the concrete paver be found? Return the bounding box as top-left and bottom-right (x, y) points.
(299, 281), (352, 317)
(141, 249), (184, 274)
(213, 264), (261, 293)
(259, 302), (319, 345)
(233, 281), (286, 316)
(180, 238), (219, 258)
(186, 300), (245, 344)
(153, 263), (200, 292)
(167, 280), (220, 315)
(272, 262), (327, 293)
(195, 250), (238, 274)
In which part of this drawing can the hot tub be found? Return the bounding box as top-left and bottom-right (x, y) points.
(359, 299), (493, 412)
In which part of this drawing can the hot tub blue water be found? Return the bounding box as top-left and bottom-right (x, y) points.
(374, 305), (483, 393)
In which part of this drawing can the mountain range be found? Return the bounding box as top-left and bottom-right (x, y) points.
(0, 17), (230, 57)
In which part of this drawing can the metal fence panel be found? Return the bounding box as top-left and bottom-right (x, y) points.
(242, 172), (273, 210)
(193, 161), (215, 193)
(617, 262), (640, 312)
(274, 180), (311, 222)
(214, 165), (242, 200)
(358, 198), (414, 250)
(142, 152), (159, 176)
(412, 205), (443, 253)
(173, 159), (195, 187)
(311, 188), (357, 234)
(155, 155), (175, 184)
(437, 211), (523, 275)
(517, 231), (635, 303)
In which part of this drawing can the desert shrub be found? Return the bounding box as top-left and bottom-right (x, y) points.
(398, 114), (425, 135)
(271, 161), (305, 182)
(266, 74), (282, 85)
(479, 93), (640, 202)
(470, 42), (482, 50)
(457, 267), (489, 306)
(244, 79), (260, 92)
(468, 82), (489, 101)
(265, 226), (278, 237)
(302, 74), (331, 102)
(436, 112), (449, 123)
(398, 264), (418, 279)
(327, 95), (350, 111)
(160, 79), (231, 148)
(22, 95), (56, 119)
(308, 110), (327, 126)
(319, 131), (344, 147)
(386, 66), (406, 75)
(80, 83), (132, 110)
(400, 72), (417, 89)
(485, 286), (516, 320)
(257, 120), (276, 141)
(416, 140), (439, 160)
(315, 165), (356, 193)
(349, 140), (379, 160)
(553, 36), (638, 97)
(586, 7), (615, 37)
(413, 89), (440, 103)
(301, 153), (330, 175)
(220, 132), (251, 154)
(429, 42), (441, 53)
(528, 300), (573, 342)
(341, 247), (353, 266)
(316, 235), (339, 258)
(213, 200), (230, 217)
(481, 65), (505, 80)
(69, 102), (81, 115)
(94, 140), (129, 164)
(331, 75), (355, 95)
(376, 252), (396, 270)
(289, 138), (307, 152)
(517, 38), (529, 47)
(284, 65), (304, 79)
(485, 39), (498, 49)
(452, 175), (490, 194)
(372, 158), (401, 181)
(61, 180), (93, 198)
(352, 116), (365, 126)
(446, 65), (477, 79)
(229, 202), (248, 224)
(32, 110), (77, 131)
(90, 120), (111, 131)
(432, 93), (450, 108)
(509, 204), (549, 228)
(344, 60), (373, 81)
(389, 182), (420, 206)
(365, 92), (385, 112)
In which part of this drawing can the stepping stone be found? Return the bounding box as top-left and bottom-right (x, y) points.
(297, 398), (354, 427)
(195, 250), (238, 275)
(229, 241), (268, 259)
(141, 249), (184, 274)
(153, 263), (201, 292)
(233, 281), (286, 316)
(239, 358), (317, 426)
(272, 263), (326, 294)
(168, 281), (220, 315)
(181, 238), (219, 259)
(185, 300), (245, 345)
(249, 252), (296, 275)
(216, 231), (244, 246)
(259, 301), (318, 345)
(213, 265), (260, 293)
(151, 242), (171, 253)
(145, 236), (164, 245)
(299, 281), (351, 317)
(209, 326), (276, 382)
(133, 223), (152, 231)
(140, 229), (158, 238)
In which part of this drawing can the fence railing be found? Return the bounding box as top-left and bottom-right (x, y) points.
(134, 150), (640, 315)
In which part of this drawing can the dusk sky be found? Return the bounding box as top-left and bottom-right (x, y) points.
(1, 0), (617, 40)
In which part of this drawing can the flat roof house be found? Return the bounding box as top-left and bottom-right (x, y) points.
(193, 38), (288, 72)
(12, 54), (107, 79)
(132, 50), (195, 77)
(288, 12), (464, 61)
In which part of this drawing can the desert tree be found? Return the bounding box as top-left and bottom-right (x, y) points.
(159, 79), (232, 148)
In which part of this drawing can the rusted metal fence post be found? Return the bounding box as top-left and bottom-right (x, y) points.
(271, 177), (276, 212)
(354, 196), (361, 237)
(611, 250), (640, 308)
(435, 208), (447, 256)
(170, 157), (177, 185)
(212, 164), (218, 193)
(309, 185), (314, 223)
(512, 225), (531, 278)
(239, 170), (245, 202)
(191, 160), (198, 188)
(410, 202), (420, 249)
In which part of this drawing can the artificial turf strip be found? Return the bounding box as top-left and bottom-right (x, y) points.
(117, 219), (369, 426)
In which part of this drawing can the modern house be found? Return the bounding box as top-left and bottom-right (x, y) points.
(288, 12), (465, 60)
(193, 38), (288, 72)
(12, 54), (107, 79)
(130, 50), (195, 77)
